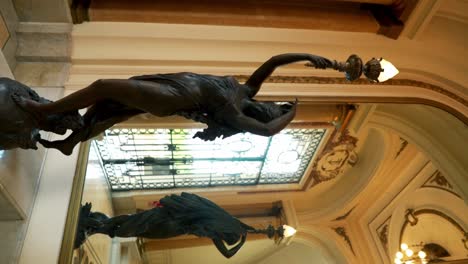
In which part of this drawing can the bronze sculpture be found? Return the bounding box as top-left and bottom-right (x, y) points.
(77, 192), (260, 258)
(0, 78), (83, 150)
(2, 53), (333, 155)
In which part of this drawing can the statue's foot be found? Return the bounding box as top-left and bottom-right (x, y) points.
(39, 138), (75, 156)
(11, 93), (46, 125)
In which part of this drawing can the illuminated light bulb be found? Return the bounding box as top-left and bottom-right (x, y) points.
(378, 59), (399, 82)
(418, 251), (427, 259)
(400, 243), (409, 251)
(405, 261), (413, 264)
(405, 249), (414, 257)
(282, 225), (297, 237)
(394, 258), (402, 264)
(396, 252), (404, 259)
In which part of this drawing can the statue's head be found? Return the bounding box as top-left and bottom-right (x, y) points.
(244, 101), (293, 123)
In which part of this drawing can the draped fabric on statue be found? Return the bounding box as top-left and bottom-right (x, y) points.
(160, 192), (255, 244)
(100, 192), (255, 245)
(129, 73), (243, 140)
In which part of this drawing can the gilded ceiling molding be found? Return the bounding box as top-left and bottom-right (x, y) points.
(420, 170), (461, 199)
(333, 227), (355, 255)
(233, 75), (467, 107)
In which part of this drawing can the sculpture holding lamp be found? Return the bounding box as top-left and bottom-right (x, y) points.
(75, 192), (297, 258)
(0, 53), (398, 155)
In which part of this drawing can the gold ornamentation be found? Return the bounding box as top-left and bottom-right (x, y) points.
(310, 130), (358, 184)
(333, 206), (356, 221)
(421, 171), (460, 198)
(377, 216), (392, 254)
(429, 172), (453, 189)
(333, 227), (355, 255)
(378, 224), (389, 250)
(395, 137), (408, 159)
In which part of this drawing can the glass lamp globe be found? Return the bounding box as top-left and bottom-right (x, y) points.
(405, 249), (414, 257)
(400, 243), (409, 251)
(396, 251), (404, 259)
(282, 225), (297, 237)
(363, 57), (399, 82)
(378, 59), (399, 82)
(418, 251), (427, 259)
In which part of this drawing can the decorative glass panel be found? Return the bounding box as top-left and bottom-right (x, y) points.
(94, 128), (327, 191)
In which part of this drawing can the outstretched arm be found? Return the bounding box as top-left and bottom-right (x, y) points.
(212, 234), (247, 258)
(228, 101), (297, 136)
(245, 53), (332, 97)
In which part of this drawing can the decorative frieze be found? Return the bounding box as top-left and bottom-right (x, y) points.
(310, 130), (358, 185)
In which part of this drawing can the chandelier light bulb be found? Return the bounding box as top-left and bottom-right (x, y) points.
(400, 243), (409, 251)
(418, 251), (427, 259)
(405, 249), (414, 257)
(396, 252), (404, 259)
(394, 258), (402, 264)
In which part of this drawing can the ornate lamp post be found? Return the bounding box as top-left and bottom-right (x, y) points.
(248, 224), (297, 244)
(306, 55), (399, 82)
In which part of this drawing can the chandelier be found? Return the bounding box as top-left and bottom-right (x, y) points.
(394, 243), (427, 264)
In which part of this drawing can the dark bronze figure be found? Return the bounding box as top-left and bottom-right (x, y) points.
(76, 192), (258, 258)
(0, 78), (83, 150)
(3, 53), (333, 155)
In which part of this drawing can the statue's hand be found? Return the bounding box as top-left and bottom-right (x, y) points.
(287, 98), (298, 116)
(305, 55), (332, 69)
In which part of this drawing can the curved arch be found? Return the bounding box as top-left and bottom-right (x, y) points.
(368, 105), (468, 201)
(297, 127), (389, 221)
(295, 227), (349, 264)
(387, 188), (468, 259)
(399, 209), (466, 245)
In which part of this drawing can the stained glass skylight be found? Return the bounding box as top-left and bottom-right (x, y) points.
(94, 128), (327, 191)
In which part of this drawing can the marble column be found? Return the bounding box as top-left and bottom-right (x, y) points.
(109, 238), (122, 264)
